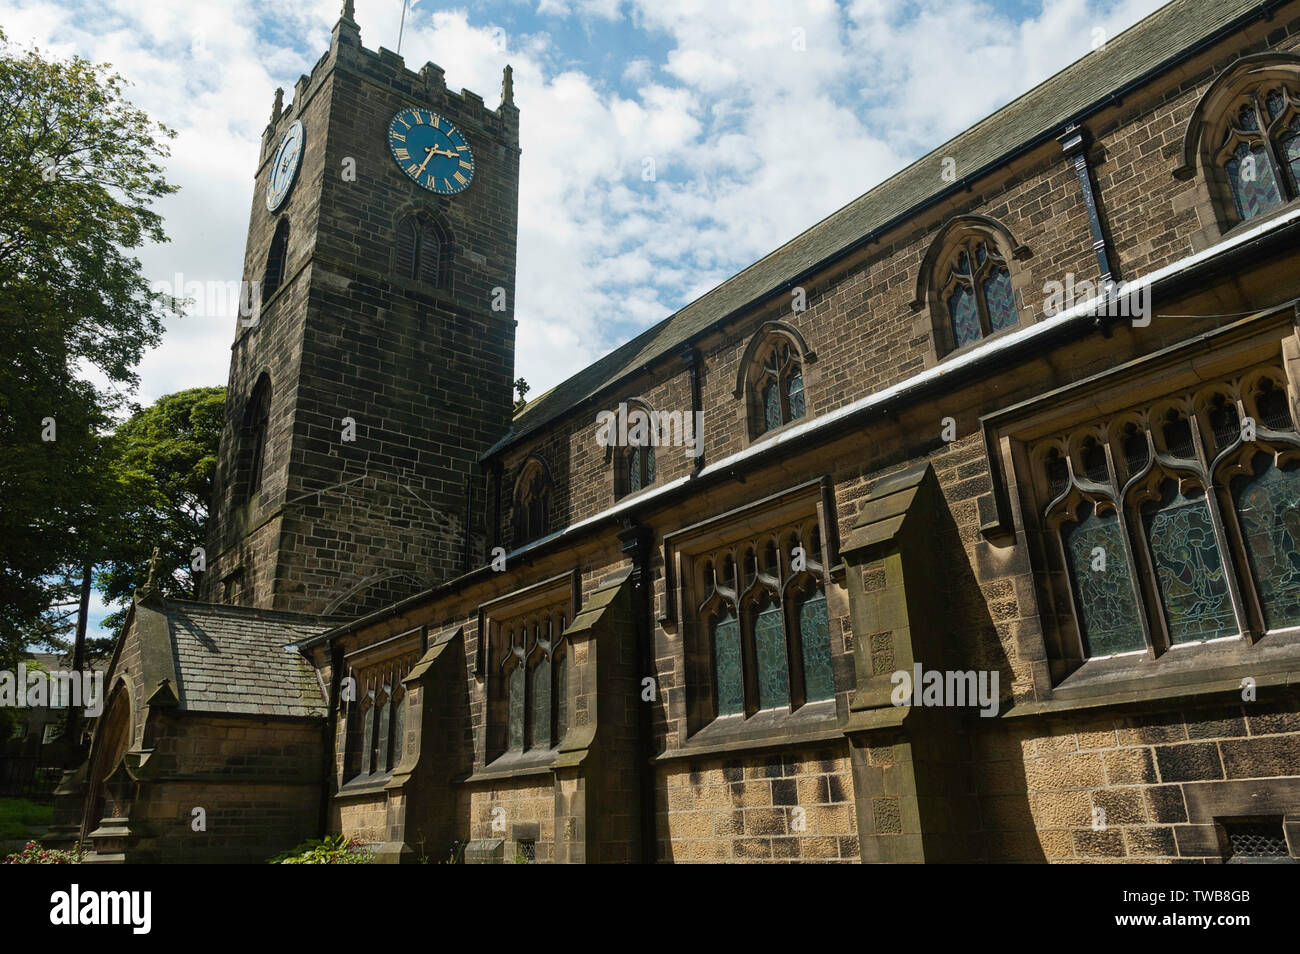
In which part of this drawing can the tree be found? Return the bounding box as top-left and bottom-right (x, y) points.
(0, 28), (178, 663)
(96, 386), (225, 634)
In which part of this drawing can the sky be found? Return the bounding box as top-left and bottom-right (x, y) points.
(1, 0), (1170, 635)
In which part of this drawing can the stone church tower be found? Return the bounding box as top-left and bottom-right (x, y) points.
(202, 4), (519, 616)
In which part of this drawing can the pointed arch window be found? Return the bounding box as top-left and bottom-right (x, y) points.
(512, 458), (551, 545)
(749, 338), (806, 438)
(241, 374), (271, 501)
(1033, 366), (1300, 669)
(262, 218), (290, 299)
(940, 237), (1018, 350)
(396, 211), (450, 288)
(340, 652), (418, 784)
(1215, 85), (1300, 222)
(611, 400), (658, 499)
(696, 520), (832, 721)
(497, 605), (569, 754)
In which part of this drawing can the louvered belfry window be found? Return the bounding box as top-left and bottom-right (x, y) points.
(396, 212), (448, 288)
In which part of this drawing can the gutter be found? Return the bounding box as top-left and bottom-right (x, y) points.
(297, 200), (1300, 650)
(485, 0), (1288, 460)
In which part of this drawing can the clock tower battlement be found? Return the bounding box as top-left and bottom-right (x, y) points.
(202, 2), (520, 617)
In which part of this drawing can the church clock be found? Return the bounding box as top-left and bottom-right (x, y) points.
(387, 106), (475, 195)
(265, 119), (304, 212)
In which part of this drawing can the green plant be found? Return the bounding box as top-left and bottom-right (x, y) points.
(0, 797), (53, 841)
(3, 840), (82, 863)
(267, 833), (373, 864)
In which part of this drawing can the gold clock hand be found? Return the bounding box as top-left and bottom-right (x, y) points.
(412, 146), (437, 178)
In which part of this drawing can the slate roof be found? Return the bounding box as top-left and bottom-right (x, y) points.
(502, 0), (1264, 450)
(162, 601), (334, 717)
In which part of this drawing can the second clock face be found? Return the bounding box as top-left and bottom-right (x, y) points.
(387, 107), (475, 195)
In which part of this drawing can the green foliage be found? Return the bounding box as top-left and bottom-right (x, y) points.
(96, 386), (225, 634)
(2, 839), (81, 864)
(0, 28), (178, 664)
(267, 834), (374, 864)
(0, 798), (54, 841)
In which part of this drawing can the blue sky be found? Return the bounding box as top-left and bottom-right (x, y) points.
(2, 0), (1169, 635)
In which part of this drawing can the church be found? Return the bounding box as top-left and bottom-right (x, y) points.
(53, 0), (1300, 862)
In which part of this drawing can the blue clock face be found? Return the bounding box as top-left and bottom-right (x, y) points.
(387, 107), (475, 195)
(266, 119), (304, 212)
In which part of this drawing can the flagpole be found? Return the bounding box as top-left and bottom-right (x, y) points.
(398, 0), (409, 54)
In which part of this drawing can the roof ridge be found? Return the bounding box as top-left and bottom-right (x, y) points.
(166, 598), (338, 624)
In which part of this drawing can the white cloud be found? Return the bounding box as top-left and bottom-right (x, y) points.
(11, 0), (1169, 422)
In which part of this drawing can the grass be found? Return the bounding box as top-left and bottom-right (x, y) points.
(0, 798), (53, 842)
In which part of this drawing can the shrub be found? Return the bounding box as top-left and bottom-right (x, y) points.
(267, 834), (373, 864)
(3, 840), (82, 864)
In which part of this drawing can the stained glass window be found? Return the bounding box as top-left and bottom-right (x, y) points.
(1062, 506), (1146, 656)
(1226, 142), (1283, 221)
(555, 650), (569, 740)
(712, 608), (743, 716)
(787, 370), (805, 421)
(751, 592), (790, 711)
(752, 339), (806, 437)
(508, 664), (525, 751)
(619, 440), (655, 499)
(376, 694), (391, 772)
(529, 657), (551, 749)
(1218, 86), (1300, 223)
(513, 461), (550, 544)
(361, 701), (375, 774)
(1233, 458), (1300, 631)
(628, 447), (642, 492)
(763, 380), (781, 432)
(1143, 485), (1236, 643)
(796, 587), (834, 702)
(948, 284), (980, 348)
(390, 693), (405, 770)
(1281, 117), (1300, 193)
(984, 268), (1017, 332)
(942, 237), (1018, 351)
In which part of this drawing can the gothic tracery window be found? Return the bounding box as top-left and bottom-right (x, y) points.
(613, 401), (657, 499)
(940, 236), (1018, 350)
(697, 520), (832, 720)
(512, 458), (551, 545)
(1216, 83), (1300, 223)
(749, 338), (806, 438)
(342, 654), (415, 784)
(1035, 367), (1300, 664)
(497, 603), (569, 755)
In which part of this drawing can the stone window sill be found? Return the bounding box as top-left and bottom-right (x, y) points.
(335, 772), (393, 798)
(659, 699), (841, 762)
(462, 747), (560, 784)
(1009, 628), (1300, 718)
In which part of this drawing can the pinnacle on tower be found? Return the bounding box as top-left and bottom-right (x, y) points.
(501, 64), (514, 107)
